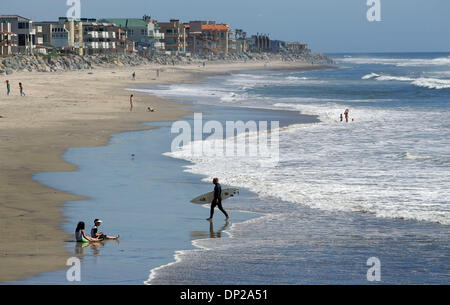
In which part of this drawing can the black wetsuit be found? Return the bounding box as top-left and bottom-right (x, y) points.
(210, 183), (228, 219)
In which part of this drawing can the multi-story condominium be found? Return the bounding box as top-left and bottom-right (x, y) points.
(100, 16), (164, 53)
(0, 21), (17, 55)
(157, 19), (187, 54)
(34, 21), (71, 51)
(247, 34), (271, 52)
(81, 19), (118, 55)
(58, 17), (84, 55)
(116, 27), (135, 54)
(0, 15), (36, 54)
(186, 21), (229, 55)
(228, 29), (247, 54)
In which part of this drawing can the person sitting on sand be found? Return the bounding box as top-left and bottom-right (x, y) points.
(75, 221), (102, 243)
(91, 219), (119, 240)
(147, 107), (155, 112)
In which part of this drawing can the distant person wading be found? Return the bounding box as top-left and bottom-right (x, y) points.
(344, 108), (350, 122)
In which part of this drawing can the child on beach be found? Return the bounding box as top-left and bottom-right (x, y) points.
(130, 94), (134, 112)
(147, 107), (155, 112)
(75, 221), (102, 243)
(6, 80), (10, 96)
(91, 219), (119, 240)
(19, 82), (25, 96)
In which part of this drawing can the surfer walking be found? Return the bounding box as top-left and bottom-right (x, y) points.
(206, 178), (229, 221)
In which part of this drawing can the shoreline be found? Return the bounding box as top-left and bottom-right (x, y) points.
(0, 60), (328, 283)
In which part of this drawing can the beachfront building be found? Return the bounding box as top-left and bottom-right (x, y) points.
(228, 28), (247, 54)
(186, 21), (229, 55)
(247, 34), (271, 52)
(0, 21), (18, 55)
(286, 42), (307, 53)
(157, 19), (186, 54)
(0, 15), (36, 54)
(57, 17), (85, 55)
(34, 21), (71, 53)
(99, 16), (164, 54)
(116, 28), (136, 54)
(81, 19), (118, 55)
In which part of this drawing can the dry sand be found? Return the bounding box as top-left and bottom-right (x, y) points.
(0, 60), (326, 282)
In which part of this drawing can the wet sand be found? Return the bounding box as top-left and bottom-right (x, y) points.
(0, 60), (329, 282)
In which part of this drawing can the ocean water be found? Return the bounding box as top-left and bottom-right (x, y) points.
(142, 53), (450, 284)
(14, 53), (450, 284)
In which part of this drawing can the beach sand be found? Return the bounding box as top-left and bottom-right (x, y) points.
(0, 60), (328, 282)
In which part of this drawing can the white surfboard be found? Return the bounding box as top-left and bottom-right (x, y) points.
(190, 188), (239, 204)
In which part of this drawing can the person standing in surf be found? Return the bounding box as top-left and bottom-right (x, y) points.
(344, 108), (349, 123)
(206, 178), (229, 221)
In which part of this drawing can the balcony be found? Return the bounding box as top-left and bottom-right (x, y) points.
(149, 32), (164, 39)
(86, 42), (99, 49)
(87, 31), (99, 38)
(153, 42), (165, 49)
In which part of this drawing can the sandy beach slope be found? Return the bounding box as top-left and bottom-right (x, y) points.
(0, 60), (329, 282)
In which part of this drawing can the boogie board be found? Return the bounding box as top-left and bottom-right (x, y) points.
(190, 188), (239, 204)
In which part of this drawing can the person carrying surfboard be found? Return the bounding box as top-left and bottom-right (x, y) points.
(206, 178), (229, 221)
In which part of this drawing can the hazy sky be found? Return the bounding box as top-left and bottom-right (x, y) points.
(1, 0), (449, 53)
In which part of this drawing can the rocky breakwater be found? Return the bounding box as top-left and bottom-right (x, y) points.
(0, 54), (155, 74)
(0, 50), (334, 75)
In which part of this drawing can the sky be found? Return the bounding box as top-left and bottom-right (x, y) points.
(1, 0), (449, 53)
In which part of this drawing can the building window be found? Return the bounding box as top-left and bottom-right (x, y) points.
(18, 22), (29, 29)
(18, 34), (26, 46)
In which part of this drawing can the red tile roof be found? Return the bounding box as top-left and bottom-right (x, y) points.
(201, 24), (228, 31)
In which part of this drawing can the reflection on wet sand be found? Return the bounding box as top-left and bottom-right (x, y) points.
(74, 239), (120, 258)
(190, 220), (230, 240)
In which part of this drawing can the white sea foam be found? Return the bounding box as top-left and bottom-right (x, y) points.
(412, 77), (450, 89)
(146, 58), (450, 285)
(361, 72), (380, 79)
(224, 73), (324, 88)
(161, 75), (450, 225)
(145, 67), (450, 226)
(361, 73), (450, 89)
(338, 56), (450, 67)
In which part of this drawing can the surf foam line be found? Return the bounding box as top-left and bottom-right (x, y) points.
(361, 73), (450, 89)
(337, 56), (450, 67)
(162, 104), (450, 226)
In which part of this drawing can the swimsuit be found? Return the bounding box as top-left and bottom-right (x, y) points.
(75, 231), (89, 243)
